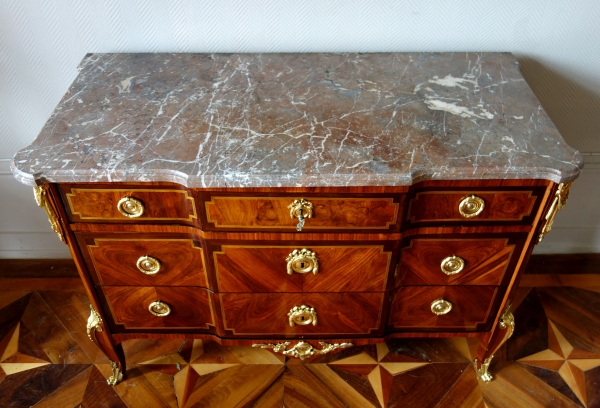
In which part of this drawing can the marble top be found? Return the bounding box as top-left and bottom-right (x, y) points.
(12, 53), (583, 187)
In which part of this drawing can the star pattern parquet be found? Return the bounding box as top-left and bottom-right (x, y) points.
(0, 286), (598, 407)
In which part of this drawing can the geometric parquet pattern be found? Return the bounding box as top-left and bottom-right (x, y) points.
(0, 287), (599, 407)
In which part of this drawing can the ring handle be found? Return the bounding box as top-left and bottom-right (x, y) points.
(288, 305), (317, 327)
(136, 255), (161, 275)
(458, 195), (485, 218)
(148, 301), (171, 317)
(440, 255), (465, 275)
(431, 299), (453, 315)
(117, 196), (144, 218)
(286, 249), (319, 275)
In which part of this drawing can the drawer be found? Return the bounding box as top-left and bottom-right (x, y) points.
(397, 237), (525, 286)
(220, 293), (384, 336)
(406, 190), (537, 225)
(103, 286), (215, 330)
(388, 286), (500, 331)
(77, 235), (208, 287)
(202, 195), (400, 231)
(61, 185), (198, 224)
(212, 244), (393, 293)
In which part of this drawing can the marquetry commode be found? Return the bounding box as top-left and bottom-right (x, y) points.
(12, 53), (582, 385)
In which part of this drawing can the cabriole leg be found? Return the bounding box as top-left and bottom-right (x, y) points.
(475, 305), (515, 382)
(87, 305), (126, 385)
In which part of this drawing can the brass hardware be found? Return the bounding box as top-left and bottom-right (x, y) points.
(87, 307), (123, 384)
(86, 305), (103, 343)
(288, 199), (313, 231)
(440, 255), (465, 275)
(476, 304), (515, 382)
(538, 182), (572, 243)
(107, 360), (124, 385)
(136, 255), (161, 275)
(286, 249), (319, 275)
(288, 305), (317, 326)
(148, 301), (171, 317)
(499, 304), (515, 336)
(476, 357), (494, 382)
(431, 299), (452, 315)
(33, 186), (65, 243)
(253, 341), (353, 360)
(458, 195), (485, 218)
(117, 196), (144, 218)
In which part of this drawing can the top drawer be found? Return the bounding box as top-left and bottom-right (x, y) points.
(200, 194), (402, 231)
(60, 185), (198, 225)
(405, 189), (544, 227)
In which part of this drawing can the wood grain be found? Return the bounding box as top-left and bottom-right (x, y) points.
(220, 293), (384, 336)
(60, 184), (198, 225)
(103, 286), (215, 330)
(407, 190), (537, 224)
(398, 237), (522, 286)
(77, 233), (208, 287)
(214, 244), (392, 293)
(388, 286), (501, 331)
(204, 195), (400, 231)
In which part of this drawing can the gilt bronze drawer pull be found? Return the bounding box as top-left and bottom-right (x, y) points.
(458, 195), (485, 218)
(286, 249), (319, 275)
(288, 305), (317, 326)
(136, 255), (161, 275)
(117, 196), (144, 218)
(288, 199), (313, 231)
(440, 255), (465, 275)
(431, 299), (452, 315)
(148, 300), (171, 317)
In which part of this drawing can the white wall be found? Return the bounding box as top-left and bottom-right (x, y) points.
(1, 0), (599, 258)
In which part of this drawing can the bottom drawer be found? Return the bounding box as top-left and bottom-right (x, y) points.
(388, 286), (500, 331)
(103, 286), (215, 330)
(220, 293), (384, 336)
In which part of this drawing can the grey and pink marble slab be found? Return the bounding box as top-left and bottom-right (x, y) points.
(12, 53), (583, 187)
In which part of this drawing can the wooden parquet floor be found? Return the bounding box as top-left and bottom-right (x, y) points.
(0, 286), (599, 407)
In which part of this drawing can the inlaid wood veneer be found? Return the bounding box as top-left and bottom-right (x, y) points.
(12, 53), (581, 385)
(213, 244), (393, 293)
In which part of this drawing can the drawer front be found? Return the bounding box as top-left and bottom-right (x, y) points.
(62, 186), (198, 224)
(389, 286), (500, 331)
(204, 196), (399, 231)
(78, 236), (208, 287)
(398, 237), (523, 286)
(220, 293), (384, 336)
(103, 286), (214, 330)
(213, 244), (392, 293)
(406, 191), (537, 224)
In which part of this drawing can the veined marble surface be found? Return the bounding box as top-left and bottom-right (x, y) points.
(12, 53), (583, 187)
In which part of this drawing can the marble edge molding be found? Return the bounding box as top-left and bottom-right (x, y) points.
(10, 158), (582, 188)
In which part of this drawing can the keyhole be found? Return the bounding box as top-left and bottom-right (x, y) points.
(300, 262), (305, 268)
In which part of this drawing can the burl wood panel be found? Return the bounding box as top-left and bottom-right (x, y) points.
(398, 238), (520, 286)
(79, 236), (207, 287)
(103, 286), (214, 330)
(61, 186), (198, 224)
(388, 286), (499, 330)
(215, 245), (391, 293)
(204, 196), (399, 230)
(220, 292), (383, 335)
(407, 191), (536, 224)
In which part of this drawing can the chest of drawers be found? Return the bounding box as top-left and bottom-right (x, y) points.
(12, 53), (582, 385)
